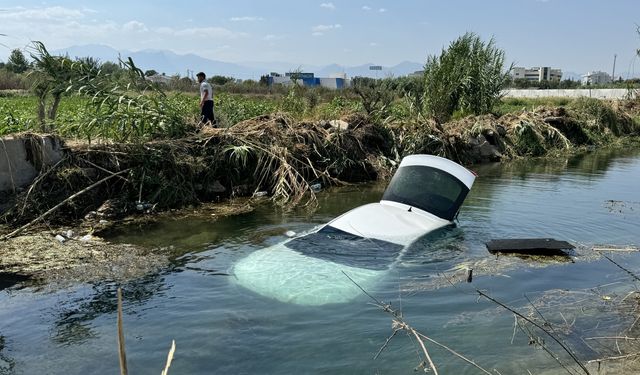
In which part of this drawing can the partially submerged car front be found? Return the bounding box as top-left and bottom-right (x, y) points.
(233, 155), (476, 305)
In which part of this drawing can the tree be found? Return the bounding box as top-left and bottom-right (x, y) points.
(422, 32), (512, 123)
(6, 49), (29, 73)
(207, 75), (234, 85)
(101, 61), (121, 74)
(144, 69), (158, 77)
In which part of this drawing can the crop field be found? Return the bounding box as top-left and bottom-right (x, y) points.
(0, 88), (367, 141)
(0, 93), (284, 139)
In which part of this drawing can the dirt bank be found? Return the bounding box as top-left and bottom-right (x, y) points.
(0, 232), (167, 289)
(0, 114), (391, 230)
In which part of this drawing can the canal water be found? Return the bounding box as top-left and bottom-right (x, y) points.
(1, 149), (640, 374)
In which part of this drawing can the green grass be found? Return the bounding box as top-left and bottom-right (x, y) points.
(494, 97), (574, 116)
(0, 88), (364, 139)
(0, 95), (40, 135)
(0, 93), (289, 138)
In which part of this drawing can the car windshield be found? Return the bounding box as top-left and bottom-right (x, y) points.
(381, 165), (470, 221)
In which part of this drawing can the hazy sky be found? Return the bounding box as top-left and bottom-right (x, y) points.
(1, 0), (639, 74)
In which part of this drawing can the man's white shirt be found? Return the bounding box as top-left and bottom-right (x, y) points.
(200, 81), (213, 102)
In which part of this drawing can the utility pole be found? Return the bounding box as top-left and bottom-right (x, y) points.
(612, 54), (617, 82)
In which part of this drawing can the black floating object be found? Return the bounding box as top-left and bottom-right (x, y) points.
(486, 238), (575, 255)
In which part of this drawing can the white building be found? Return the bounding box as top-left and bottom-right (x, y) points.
(582, 71), (612, 85)
(146, 74), (172, 85)
(511, 66), (562, 82)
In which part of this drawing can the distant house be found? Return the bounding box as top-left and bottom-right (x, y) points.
(146, 74), (172, 85)
(582, 71), (612, 85)
(511, 67), (562, 82)
(267, 72), (352, 90)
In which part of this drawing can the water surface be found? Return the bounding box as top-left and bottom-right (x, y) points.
(1, 149), (640, 374)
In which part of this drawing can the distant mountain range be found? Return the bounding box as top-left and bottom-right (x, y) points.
(53, 44), (425, 80)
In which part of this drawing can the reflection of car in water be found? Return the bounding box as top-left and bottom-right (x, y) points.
(233, 155), (476, 306)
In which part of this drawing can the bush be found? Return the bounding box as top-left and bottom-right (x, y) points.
(352, 77), (397, 119)
(569, 97), (621, 136)
(0, 69), (28, 90)
(423, 32), (511, 123)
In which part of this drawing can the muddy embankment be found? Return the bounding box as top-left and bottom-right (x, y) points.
(1, 101), (639, 286)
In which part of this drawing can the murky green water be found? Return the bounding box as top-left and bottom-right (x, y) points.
(2, 149), (640, 374)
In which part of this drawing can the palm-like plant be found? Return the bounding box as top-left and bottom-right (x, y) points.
(28, 41), (189, 141)
(28, 42), (77, 130)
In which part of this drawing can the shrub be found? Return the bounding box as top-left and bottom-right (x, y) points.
(0, 69), (28, 90)
(423, 32), (512, 123)
(569, 97), (620, 136)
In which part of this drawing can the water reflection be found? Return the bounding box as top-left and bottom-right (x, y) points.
(104, 183), (386, 256)
(0, 273), (30, 292)
(51, 272), (169, 347)
(473, 147), (636, 179)
(0, 335), (15, 375)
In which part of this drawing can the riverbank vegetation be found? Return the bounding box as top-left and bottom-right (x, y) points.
(1, 35), (640, 230)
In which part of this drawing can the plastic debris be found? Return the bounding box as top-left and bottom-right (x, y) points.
(79, 234), (94, 242)
(55, 234), (66, 244)
(310, 183), (322, 193)
(253, 191), (268, 197)
(285, 231), (297, 238)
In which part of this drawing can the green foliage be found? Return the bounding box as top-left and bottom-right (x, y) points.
(6, 49), (29, 74)
(423, 32), (512, 123)
(507, 78), (581, 89)
(0, 68), (28, 90)
(28, 42), (90, 130)
(569, 97), (621, 136)
(494, 97), (573, 116)
(22, 42), (192, 141)
(280, 86), (308, 118)
(215, 93), (278, 127)
(513, 121), (549, 156)
(315, 95), (361, 119)
(0, 96), (37, 135)
(208, 75), (235, 85)
(352, 77), (397, 119)
(167, 76), (195, 91)
(100, 61), (124, 76)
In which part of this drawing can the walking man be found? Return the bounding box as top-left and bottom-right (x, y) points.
(196, 72), (215, 126)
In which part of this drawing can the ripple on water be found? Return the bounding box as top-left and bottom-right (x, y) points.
(2, 149), (640, 374)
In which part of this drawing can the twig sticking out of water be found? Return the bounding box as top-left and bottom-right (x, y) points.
(114, 288), (177, 375)
(585, 336), (640, 341)
(475, 289), (591, 375)
(343, 271), (492, 375)
(117, 288), (128, 375)
(587, 351), (640, 364)
(161, 340), (176, 375)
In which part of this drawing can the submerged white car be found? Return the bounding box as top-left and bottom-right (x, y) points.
(233, 154), (476, 305)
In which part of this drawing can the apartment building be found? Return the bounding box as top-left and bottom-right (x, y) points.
(511, 66), (562, 82)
